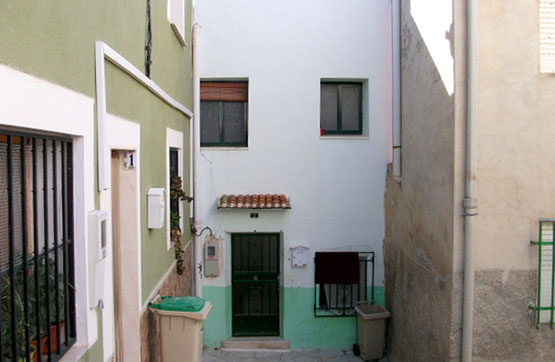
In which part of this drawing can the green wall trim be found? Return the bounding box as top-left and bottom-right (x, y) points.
(203, 286), (233, 347)
(202, 285), (385, 350)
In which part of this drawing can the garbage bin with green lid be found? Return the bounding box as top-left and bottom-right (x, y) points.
(354, 302), (390, 361)
(150, 296), (212, 362)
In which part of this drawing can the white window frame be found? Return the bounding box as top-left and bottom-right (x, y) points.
(166, 128), (184, 250)
(167, 0), (187, 47)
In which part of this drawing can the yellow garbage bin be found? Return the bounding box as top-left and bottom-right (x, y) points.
(150, 296), (212, 362)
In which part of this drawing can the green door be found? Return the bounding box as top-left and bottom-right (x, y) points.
(232, 233), (280, 336)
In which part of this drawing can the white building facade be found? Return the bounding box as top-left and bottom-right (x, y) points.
(195, 0), (393, 349)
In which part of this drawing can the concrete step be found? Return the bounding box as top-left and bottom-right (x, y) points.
(221, 337), (290, 351)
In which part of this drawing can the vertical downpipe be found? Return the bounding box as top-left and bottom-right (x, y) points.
(392, 0), (402, 178)
(462, 0), (478, 360)
(192, 23), (203, 297)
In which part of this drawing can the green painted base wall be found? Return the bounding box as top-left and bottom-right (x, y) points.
(202, 285), (384, 350)
(203, 286), (233, 347)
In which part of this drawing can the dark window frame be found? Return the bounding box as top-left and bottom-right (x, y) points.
(320, 81), (363, 136)
(200, 101), (248, 147)
(200, 81), (249, 148)
(169, 148), (179, 243)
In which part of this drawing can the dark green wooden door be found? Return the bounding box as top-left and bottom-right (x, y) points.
(232, 233), (280, 336)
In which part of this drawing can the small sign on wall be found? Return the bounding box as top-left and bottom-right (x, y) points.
(291, 245), (309, 268)
(123, 151), (136, 169)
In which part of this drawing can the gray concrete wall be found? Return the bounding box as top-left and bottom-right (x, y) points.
(384, 0), (458, 360)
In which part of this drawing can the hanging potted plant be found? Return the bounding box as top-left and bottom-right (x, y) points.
(169, 175), (193, 274)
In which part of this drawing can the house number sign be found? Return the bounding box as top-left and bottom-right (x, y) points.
(123, 151), (136, 169)
(291, 246), (309, 268)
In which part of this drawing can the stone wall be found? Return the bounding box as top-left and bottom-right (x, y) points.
(140, 242), (194, 362)
(385, 168), (456, 362)
(473, 270), (555, 362)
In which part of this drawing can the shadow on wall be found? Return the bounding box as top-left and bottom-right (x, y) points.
(384, 0), (458, 361)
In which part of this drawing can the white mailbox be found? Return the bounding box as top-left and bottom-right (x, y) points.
(148, 188), (165, 229)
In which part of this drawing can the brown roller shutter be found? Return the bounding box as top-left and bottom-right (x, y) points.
(201, 82), (248, 102)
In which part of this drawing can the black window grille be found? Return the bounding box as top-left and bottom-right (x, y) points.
(0, 132), (76, 362)
(314, 252), (375, 317)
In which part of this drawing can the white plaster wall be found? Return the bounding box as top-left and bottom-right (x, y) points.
(195, 0), (393, 288)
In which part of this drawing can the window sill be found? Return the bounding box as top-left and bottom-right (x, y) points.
(201, 147), (249, 151)
(58, 345), (88, 362)
(319, 136), (369, 140)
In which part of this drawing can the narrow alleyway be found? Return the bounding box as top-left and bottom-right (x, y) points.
(202, 347), (390, 362)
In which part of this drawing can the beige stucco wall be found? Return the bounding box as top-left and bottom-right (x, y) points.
(470, 1), (555, 360)
(475, 0), (554, 271)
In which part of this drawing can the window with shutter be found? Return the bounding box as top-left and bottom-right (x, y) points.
(200, 82), (248, 147)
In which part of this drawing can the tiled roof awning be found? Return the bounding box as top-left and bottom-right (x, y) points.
(218, 194), (291, 209)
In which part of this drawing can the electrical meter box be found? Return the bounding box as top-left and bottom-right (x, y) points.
(147, 188), (165, 229)
(204, 239), (219, 277)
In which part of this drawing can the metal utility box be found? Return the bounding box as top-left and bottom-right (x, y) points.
(147, 188), (165, 229)
(204, 239), (219, 277)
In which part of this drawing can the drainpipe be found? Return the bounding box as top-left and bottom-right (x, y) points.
(462, 0), (477, 360)
(392, 0), (401, 179)
(192, 23), (203, 298)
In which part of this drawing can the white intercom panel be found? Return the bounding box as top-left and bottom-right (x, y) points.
(88, 210), (108, 309)
(204, 239), (219, 277)
(147, 188), (165, 229)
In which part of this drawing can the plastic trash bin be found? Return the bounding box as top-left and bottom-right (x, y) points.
(150, 296), (212, 362)
(354, 302), (390, 361)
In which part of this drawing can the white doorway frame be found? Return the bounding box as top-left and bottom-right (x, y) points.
(100, 113), (142, 362)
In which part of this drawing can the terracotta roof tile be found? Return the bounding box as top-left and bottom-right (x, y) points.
(218, 194), (291, 209)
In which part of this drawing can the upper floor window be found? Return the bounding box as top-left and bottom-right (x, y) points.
(320, 82), (363, 136)
(200, 82), (248, 147)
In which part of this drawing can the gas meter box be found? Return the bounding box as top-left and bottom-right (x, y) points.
(204, 239), (219, 277)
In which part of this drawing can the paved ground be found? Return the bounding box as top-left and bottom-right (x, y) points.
(203, 347), (390, 362)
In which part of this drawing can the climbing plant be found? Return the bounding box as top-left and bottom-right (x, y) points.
(170, 175), (193, 275)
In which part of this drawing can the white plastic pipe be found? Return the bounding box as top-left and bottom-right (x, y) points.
(462, 0), (478, 360)
(392, 0), (401, 179)
(192, 23), (203, 298)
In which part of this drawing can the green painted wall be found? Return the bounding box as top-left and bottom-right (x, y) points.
(77, 311), (104, 362)
(0, 0), (194, 354)
(0, 0), (192, 108)
(202, 286), (233, 347)
(0, 0), (193, 304)
(202, 285), (385, 349)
